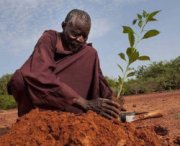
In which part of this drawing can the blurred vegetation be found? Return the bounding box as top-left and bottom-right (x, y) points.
(107, 56), (180, 95)
(0, 95), (16, 110)
(0, 74), (12, 95)
(0, 73), (17, 110)
(0, 56), (180, 109)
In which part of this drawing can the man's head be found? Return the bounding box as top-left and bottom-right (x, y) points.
(62, 9), (91, 52)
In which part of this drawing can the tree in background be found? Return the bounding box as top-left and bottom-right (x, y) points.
(0, 74), (16, 109)
(134, 56), (180, 92)
(106, 56), (180, 95)
(0, 74), (12, 95)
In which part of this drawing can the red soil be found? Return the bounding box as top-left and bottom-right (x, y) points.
(0, 109), (162, 146)
(0, 90), (179, 146)
(124, 90), (180, 145)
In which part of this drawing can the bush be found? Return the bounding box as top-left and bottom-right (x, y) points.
(106, 77), (119, 95)
(0, 74), (12, 95)
(107, 56), (180, 95)
(0, 95), (17, 110)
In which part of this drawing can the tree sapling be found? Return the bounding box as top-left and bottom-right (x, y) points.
(116, 10), (161, 98)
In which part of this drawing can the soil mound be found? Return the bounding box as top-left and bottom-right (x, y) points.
(0, 109), (163, 146)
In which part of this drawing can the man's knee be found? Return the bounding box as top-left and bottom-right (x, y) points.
(8, 69), (34, 116)
(7, 69), (26, 101)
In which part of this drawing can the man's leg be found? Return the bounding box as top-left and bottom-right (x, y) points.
(7, 69), (34, 117)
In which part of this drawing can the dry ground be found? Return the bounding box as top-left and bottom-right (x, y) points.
(0, 90), (180, 144)
(124, 90), (180, 144)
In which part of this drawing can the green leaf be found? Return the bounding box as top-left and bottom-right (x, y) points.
(128, 32), (135, 47)
(129, 50), (139, 64)
(132, 19), (137, 25)
(117, 64), (123, 72)
(149, 10), (160, 18)
(147, 10), (160, 22)
(126, 47), (135, 58)
(143, 10), (148, 17)
(138, 56), (150, 61)
(138, 20), (143, 28)
(148, 18), (157, 21)
(143, 29), (160, 39)
(118, 53), (126, 61)
(127, 72), (135, 77)
(122, 26), (134, 34)
(122, 26), (135, 47)
(137, 14), (142, 19)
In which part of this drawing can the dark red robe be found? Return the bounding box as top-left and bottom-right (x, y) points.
(8, 30), (112, 116)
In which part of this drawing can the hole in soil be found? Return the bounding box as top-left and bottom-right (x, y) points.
(154, 125), (168, 136)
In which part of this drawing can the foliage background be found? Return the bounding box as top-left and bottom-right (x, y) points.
(106, 56), (180, 95)
(0, 56), (180, 109)
(0, 74), (16, 109)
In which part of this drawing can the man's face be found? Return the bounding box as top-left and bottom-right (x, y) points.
(62, 18), (90, 52)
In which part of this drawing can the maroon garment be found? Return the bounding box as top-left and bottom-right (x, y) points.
(8, 30), (112, 116)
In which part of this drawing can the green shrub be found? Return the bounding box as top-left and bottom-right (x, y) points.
(107, 56), (180, 95)
(0, 74), (12, 95)
(0, 95), (17, 110)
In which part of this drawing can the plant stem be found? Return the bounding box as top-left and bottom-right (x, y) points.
(135, 18), (148, 48)
(117, 64), (129, 98)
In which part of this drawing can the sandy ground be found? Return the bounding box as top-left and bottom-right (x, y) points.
(0, 90), (180, 144)
(124, 90), (180, 144)
(0, 109), (17, 136)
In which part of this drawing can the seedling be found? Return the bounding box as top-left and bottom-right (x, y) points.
(117, 10), (161, 98)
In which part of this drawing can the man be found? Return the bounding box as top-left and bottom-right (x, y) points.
(7, 9), (121, 119)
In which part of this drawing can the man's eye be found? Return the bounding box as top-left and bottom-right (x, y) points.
(83, 35), (88, 39)
(71, 32), (79, 37)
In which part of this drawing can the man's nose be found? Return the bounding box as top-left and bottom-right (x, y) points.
(76, 35), (85, 43)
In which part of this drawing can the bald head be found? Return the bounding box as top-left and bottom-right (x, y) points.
(64, 9), (91, 31)
(61, 9), (91, 52)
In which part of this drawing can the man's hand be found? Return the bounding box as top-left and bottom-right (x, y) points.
(87, 98), (121, 119)
(73, 97), (121, 119)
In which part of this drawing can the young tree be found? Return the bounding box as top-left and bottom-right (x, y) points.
(117, 10), (161, 98)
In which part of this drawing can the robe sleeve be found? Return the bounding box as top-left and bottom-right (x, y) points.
(21, 30), (81, 110)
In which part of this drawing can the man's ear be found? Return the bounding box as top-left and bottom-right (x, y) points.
(61, 21), (66, 29)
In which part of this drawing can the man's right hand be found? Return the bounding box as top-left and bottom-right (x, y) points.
(73, 97), (121, 119)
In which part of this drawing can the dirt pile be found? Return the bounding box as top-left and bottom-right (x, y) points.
(0, 109), (163, 146)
